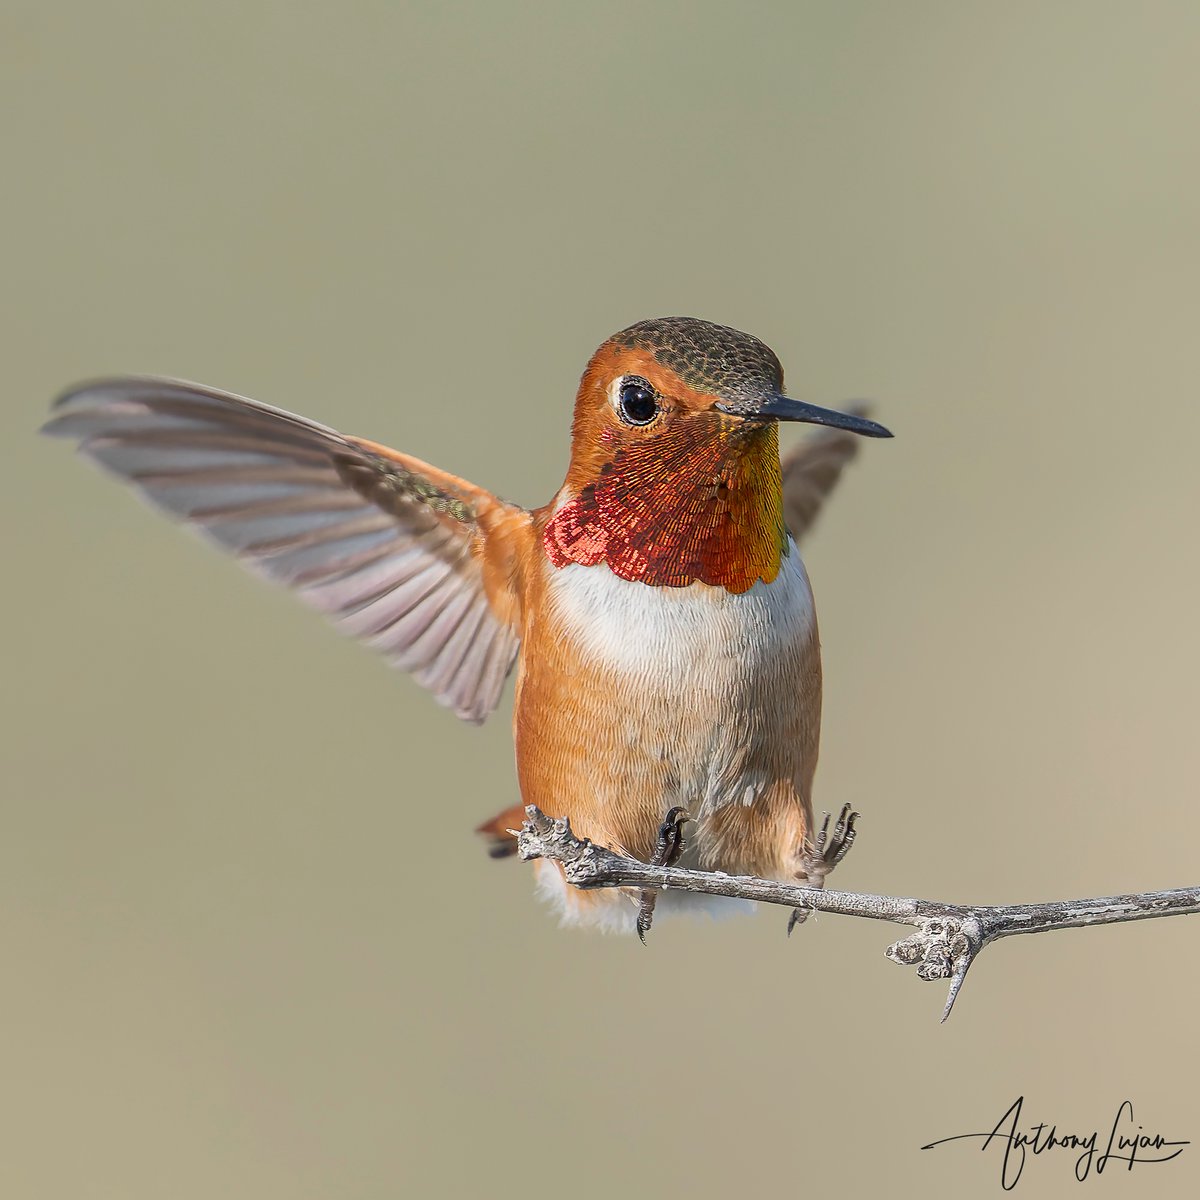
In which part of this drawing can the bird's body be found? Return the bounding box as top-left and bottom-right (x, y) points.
(43, 317), (889, 933)
(514, 545), (820, 929)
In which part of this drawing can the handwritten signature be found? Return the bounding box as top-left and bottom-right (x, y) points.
(922, 1096), (1189, 1189)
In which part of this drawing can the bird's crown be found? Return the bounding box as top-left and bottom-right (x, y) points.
(607, 316), (784, 408)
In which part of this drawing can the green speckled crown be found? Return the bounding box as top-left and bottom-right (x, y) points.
(612, 316), (784, 406)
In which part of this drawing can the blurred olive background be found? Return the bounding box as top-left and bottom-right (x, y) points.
(4, 3), (1200, 1198)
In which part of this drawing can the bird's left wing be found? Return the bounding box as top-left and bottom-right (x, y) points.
(43, 377), (527, 723)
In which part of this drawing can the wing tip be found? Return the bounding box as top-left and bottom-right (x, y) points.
(41, 376), (184, 439)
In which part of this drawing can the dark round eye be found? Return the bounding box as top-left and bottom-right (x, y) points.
(617, 376), (659, 426)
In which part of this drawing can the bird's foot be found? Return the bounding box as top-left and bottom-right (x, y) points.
(788, 803), (859, 934)
(636, 806), (691, 945)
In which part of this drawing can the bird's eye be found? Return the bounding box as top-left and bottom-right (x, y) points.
(617, 377), (659, 426)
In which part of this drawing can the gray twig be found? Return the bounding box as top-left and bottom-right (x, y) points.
(516, 806), (1200, 1021)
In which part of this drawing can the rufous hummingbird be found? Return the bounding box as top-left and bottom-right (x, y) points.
(43, 317), (890, 937)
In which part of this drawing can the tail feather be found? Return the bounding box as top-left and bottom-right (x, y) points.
(476, 804), (526, 858)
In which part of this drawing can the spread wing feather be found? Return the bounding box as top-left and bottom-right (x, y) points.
(43, 377), (523, 723)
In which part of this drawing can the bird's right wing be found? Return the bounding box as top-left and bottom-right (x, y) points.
(43, 377), (527, 723)
(780, 406), (873, 542)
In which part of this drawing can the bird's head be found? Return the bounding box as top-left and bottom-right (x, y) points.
(544, 317), (890, 594)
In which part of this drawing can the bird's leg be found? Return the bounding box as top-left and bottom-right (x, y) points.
(636, 806), (691, 945)
(788, 803), (859, 934)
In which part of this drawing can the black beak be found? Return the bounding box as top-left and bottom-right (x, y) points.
(717, 395), (892, 438)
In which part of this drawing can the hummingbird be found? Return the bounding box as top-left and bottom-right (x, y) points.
(43, 317), (890, 937)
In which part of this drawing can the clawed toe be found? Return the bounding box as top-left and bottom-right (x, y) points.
(636, 806), (691, 945)
(803, 803), (858, 880)
(789, 804), (860, 935)
(786, 905), (812, 935)
(825, 802), (859, 868)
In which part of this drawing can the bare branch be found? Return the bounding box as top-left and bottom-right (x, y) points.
(516, 806), (1200, 1022)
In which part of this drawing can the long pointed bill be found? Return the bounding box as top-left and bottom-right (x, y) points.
(717, 395), (893, 438)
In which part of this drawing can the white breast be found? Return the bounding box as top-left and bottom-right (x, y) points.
(545, 538), (814, 683)
(542, 541), (816, 816)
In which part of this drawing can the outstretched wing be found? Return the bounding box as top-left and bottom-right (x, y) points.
(43, 377), (525, 723)
(780, 405), (873, 542)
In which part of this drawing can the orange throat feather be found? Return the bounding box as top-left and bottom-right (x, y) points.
(544, 419), (788, 594)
